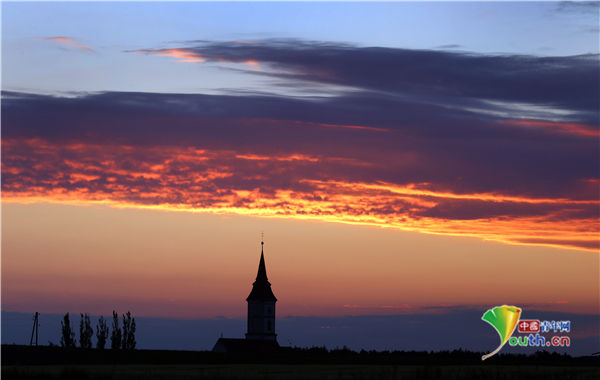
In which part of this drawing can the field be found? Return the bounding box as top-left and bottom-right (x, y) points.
(2, 344), (599, 380)
(3, 364), (600, 380)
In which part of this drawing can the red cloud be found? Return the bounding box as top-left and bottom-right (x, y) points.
(2, 137), (597, 252)
(502, 119), (599, 138)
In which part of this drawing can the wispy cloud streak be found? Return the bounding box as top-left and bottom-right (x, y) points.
(127, 40), (599, 122)
(38, 36), (93, 51)
(129, 48), (204, 62)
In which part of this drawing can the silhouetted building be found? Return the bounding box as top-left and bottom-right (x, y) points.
(246, 241), (277, 341)
(213, 241), (280, 353)
(212, 337), (279, 354)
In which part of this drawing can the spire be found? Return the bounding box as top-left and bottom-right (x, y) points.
(247, 240), (277, 302)
(256, 240), (268, 281)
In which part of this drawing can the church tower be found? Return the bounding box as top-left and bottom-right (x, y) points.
(246, 241), (277, 342)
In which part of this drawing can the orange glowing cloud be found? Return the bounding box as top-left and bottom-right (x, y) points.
(41, 36), (75, 44)
(39, 36), (93, 51)
(128, 48), (266, 67)
(145, 48), (206, 63)
(130, 48), (207, 63)
(2, 138), (598, 252)
(235, 153), (319, 162)
(502, 119), (599, 138)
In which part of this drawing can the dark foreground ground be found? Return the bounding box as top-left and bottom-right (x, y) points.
(2, 345), (599, 380)
(3, 364), (600, 380)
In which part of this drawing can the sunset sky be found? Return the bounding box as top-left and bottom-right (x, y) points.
(1, 1), (599, 351)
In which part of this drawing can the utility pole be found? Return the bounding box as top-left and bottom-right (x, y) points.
(29, 312), (39, 346)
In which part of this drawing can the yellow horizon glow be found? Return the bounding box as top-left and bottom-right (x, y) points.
(2, 191), (597, 253)
(2, 202), (598, 318)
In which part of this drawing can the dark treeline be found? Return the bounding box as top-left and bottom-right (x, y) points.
(279, 346), (598, 366)
(2, 345), (598, 367)
(55, 311), (135, 351)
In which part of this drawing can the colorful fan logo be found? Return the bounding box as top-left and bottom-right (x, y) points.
(481, 305), (522, 360)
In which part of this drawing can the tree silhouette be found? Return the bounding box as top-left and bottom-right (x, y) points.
(110, 310), (121, 350)
(60, 313), (75, 348)
(79, 313), (94, 349)
(121, 312), (129, 350)
(96, 316), (109, 349)
(129, 316), (136, 350)
(121, 311), (136, 350)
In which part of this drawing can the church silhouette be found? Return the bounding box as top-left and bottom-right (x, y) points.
(212, 241), (281, 353)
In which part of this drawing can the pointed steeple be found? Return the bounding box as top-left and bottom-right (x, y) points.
(247, 241), (277, 302)
(255, 242), (268, 281)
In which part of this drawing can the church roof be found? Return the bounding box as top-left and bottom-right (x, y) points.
(246, 244), (277, 302)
